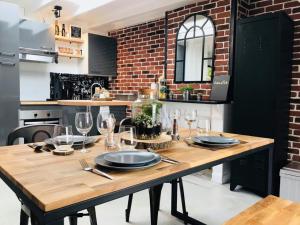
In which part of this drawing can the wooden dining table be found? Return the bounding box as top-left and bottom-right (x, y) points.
(0, 131), (274, 225)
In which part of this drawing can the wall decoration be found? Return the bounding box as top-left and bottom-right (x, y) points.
(70, 25), (82, 39)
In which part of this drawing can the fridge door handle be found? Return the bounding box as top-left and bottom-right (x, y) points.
(0, 61), (16, 66)
(0, 52), (15, 57)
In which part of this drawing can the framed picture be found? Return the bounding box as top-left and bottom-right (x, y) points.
(70, 25), (82, 39)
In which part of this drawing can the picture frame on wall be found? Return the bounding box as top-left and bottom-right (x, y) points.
(70, 25), (82, 39)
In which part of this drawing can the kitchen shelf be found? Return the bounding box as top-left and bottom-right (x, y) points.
(58, 53), (84, 59)
(55, 35), (84, 44)
(159, 99), (231, 104)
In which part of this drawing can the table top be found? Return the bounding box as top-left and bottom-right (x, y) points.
(0, 132), (273, 212)
(223, 195), (300, 225)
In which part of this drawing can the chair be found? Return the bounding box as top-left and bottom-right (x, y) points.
(119, 118), (188, 223)
(7, 125), (98, 225)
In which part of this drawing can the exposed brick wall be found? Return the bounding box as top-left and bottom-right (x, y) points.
(109, 0), (232, 100)
(109, 0), (300, 162)
(248, 0), (300, 162)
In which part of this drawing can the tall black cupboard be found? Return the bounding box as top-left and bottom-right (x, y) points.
(227, 12), (293, 196)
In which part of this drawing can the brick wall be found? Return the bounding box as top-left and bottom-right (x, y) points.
(109, 0), (232, 100)
(247, 0), (300, 162)
(109, 0), (300, 162)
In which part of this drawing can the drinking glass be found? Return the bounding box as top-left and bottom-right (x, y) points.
(97, 113), (115, 136)
(119, 126), (137, 151)
(184, 110), (197, 139)
(197, 119), (211, 136)
(52, 125), (74, 152)
(75, 112), (93, 153)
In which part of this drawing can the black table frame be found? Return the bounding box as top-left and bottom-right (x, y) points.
(0, 143), (273, 225)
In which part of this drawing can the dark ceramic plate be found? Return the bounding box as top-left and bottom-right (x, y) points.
(95, 152), (161, 170)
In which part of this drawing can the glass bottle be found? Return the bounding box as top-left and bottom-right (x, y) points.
(62, 24), (66, 37)
(55, 20), (60, 36)
(132, 89), (163, 140)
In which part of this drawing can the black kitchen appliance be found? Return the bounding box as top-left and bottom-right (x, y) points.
(226, 12), (293, 196)
(50, 73), (109, 100)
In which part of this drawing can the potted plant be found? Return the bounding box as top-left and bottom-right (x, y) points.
(179, 85), (194, 101)
(132, 89), (163, 140)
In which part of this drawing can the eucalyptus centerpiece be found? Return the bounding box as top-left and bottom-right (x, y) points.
(132, 89), (163, 140)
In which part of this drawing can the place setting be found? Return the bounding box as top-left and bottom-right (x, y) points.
(182, 112), (241, 150)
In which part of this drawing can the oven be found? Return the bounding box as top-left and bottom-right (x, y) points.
(19, 110), (63, 127)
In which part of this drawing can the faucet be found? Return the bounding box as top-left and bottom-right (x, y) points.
(90, 82), (102, 99)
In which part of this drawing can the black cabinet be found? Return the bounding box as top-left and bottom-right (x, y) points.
(88, 34), (117, 76)
(228, 12), (293, 195)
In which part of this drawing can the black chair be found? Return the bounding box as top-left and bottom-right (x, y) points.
(119, 118), (188, 223)
(7, 125), (98, 225)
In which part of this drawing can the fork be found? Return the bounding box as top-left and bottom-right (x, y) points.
(147, 148), (180, 164)
(79, 159), (114, 180)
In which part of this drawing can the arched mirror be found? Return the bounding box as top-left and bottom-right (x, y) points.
(174, 14), (215, 83)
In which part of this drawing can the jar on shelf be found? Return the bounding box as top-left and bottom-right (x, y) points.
(132, 89), (163, 140)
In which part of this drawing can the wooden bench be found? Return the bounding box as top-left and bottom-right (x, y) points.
(224, 195), (300, 225)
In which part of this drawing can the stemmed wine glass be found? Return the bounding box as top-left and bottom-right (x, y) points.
(75, 112), (93, 153)
(184, 110), (197, 139)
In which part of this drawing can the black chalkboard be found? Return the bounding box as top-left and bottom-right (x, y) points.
(210, 75), (230, 101)
(70, 26), (81, 39)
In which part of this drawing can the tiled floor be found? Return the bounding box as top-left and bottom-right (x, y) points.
(0, 172), (261, 225)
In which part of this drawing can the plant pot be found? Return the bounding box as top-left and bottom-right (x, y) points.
(183, 90), (190, 101)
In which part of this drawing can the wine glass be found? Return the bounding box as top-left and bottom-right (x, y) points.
(52, 125), (74, 152)
(197, 118), (211, 136)
(184, 110), (197, 139)
(75, 112), (93, 153)
(119, 126), (137, 151)
(97, 113), (115, 136)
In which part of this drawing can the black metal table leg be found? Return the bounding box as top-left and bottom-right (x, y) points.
(69, 215), (78, 225)
(149, 184), (163, 225)
(171, 179), (206, 225)
(20, 208), (29, 225)
(125, 194), (133, 222)
(267, 144), (274, 195)
(87, 207), (98, 225)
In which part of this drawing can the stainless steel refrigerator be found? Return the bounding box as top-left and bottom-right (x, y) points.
(0, 2), (20, 146)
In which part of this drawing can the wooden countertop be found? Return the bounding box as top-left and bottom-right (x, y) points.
(0, 132), (273, 212)
(57, 100), (132, 106)
(224, 195), (300, 225)
(20, 101), (59, 106)
(20, 100), (132, 107)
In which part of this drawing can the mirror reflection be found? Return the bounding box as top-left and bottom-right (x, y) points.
(175, 14), (215, 83)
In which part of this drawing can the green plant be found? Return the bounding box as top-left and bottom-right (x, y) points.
(179, 85), (194, 93)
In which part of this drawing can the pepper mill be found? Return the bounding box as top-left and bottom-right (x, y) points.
(170, 109), (181, 141)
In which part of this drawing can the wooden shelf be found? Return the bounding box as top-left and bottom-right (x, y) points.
(58, 53), (83, 59)
(55, 35), (84, 44)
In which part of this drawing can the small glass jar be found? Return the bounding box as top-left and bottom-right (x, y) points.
(132, 89), (163, 140)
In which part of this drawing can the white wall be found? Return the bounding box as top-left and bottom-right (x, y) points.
(19, 58), (80, 101)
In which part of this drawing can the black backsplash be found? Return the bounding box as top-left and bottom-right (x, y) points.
(50, 73), (109, 100)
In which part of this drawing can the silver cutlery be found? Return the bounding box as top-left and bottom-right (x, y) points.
(147, 148), (180, 164)
(79, 159), (114, 180)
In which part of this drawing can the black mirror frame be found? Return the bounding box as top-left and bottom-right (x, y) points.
(173, 13), (216, 84)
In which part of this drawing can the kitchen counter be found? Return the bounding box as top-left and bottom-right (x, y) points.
(20, 101), (59, 106)
(57, 100), (132, 106)
(20, 100), (132, 107)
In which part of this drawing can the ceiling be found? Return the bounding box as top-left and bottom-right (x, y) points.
(3, 0), (199, 34)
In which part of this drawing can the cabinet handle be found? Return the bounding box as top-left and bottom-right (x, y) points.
(0, 52), (15, 57)
(40, 46), (53, 51)
(0, 61), (15, 66)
